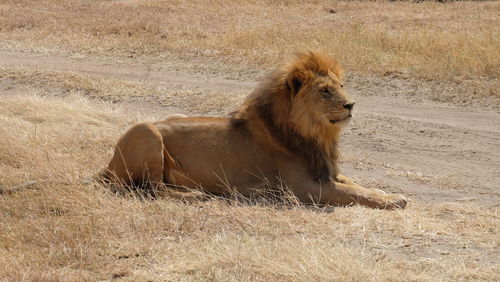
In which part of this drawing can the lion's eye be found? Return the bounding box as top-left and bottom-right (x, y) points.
(340, 84), (344, 88)
(320, 88), (331, 96)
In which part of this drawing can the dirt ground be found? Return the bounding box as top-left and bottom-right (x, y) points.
(1, 50), (499, 280)
(2, 49), (498, 207)
(1, 1), (499, 280)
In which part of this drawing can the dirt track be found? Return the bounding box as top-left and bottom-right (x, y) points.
(1, 50), (499, 207)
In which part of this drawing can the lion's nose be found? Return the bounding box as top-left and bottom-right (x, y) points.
(343, 102), (355, 110)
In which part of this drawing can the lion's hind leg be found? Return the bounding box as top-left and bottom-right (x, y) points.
(105, 122), (165, 185)
(104, 122), (205, 202)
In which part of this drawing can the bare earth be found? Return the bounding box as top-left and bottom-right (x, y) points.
(0, 1), (499, 279)
(2, 50), (498, 207)
(1, 50), (499, 280)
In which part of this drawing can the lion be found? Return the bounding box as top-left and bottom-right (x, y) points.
(99, 51), (407, 209)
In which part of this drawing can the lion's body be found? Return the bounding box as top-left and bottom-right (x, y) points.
(155, 117), (277, 194)
(102, 51), (407, 209)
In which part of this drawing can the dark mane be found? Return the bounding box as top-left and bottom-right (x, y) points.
(230, 51), (343, 183)
(256, 101), (335, 183)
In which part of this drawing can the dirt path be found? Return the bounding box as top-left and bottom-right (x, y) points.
(1, 50), (499, 207)
(0, 50), (256, 90)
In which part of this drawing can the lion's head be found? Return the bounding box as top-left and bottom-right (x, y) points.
(283, 51), (354, 131)
(232, 51), (354, 183)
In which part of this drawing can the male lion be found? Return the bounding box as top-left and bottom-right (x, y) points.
(100, 51), (407, 209)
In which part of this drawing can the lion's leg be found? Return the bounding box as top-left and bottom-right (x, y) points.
(105, 122), (205, 202)
(335, 174), (387, 195)
(335, 174), (355, 185)
(106, 122), (165, 185)
(296, 181), (407, 209)
(150, 183), (207, 203)
(334, 182), (406, 209)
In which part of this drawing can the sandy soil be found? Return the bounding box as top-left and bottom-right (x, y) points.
(1, 49), (499, 209)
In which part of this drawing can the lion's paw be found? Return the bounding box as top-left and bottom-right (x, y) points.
(371, 188), (386, 195)
(384, 194), (407, 209)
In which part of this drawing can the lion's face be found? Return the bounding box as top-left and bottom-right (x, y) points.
(314, 71), (354, 127)
(290, 70), (355, 129)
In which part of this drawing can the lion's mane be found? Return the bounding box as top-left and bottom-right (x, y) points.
(231, 51), (344, 183)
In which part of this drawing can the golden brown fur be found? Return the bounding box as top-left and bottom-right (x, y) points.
(100, 51), (407, 209)
(232, 51), (346, 183)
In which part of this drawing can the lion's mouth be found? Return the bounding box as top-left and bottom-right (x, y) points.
(330, 114), (352, 123)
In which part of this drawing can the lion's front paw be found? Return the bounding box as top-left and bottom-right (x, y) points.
(383, 194), (407, 209)
(371, 188), (386, 195)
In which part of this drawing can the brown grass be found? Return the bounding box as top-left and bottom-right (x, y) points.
(0, 91), (499, 281)
(0, 0), (498, 82)
(0, 65), (246, 114)
(1, 0), (499, 280)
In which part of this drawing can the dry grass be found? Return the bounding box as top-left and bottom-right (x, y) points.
(0, 92), (498, 281)
(0, 65), (246, 114)
(0, 0), (498, 82)
(1, 1), (499, 280)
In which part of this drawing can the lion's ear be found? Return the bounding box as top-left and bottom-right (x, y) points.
(286, 71), (304, 95)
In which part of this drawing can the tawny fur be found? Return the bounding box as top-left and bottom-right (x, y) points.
(100, 51), (407, 209)
(231, 51), (345, 182)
